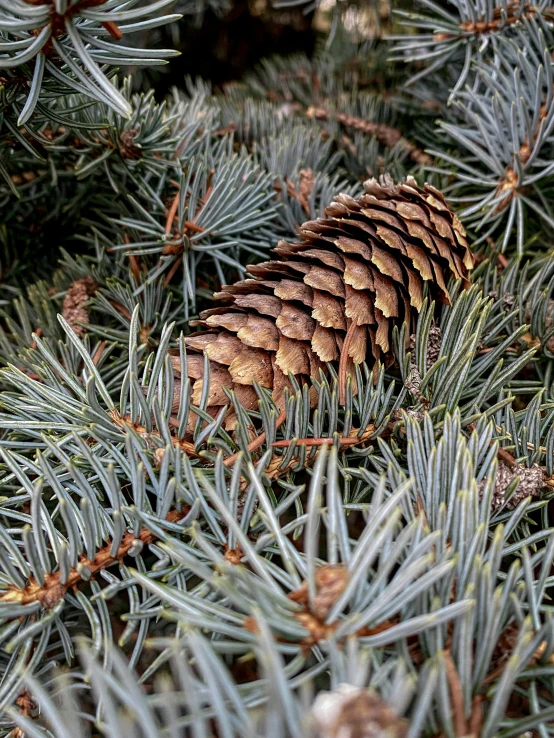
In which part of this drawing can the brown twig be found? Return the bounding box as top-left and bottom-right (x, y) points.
(127, 252), (142, 282)
(91, 341), (107, 367)
(467, 421), (517, 468)
(101, 20), (122, 40)
(271, 434), (371, 449)
(258, 424), (377, 486)
(444, 652), (468, 738)
(306, 107), (432, 167)
(109, 409), (201, 458)
(279, 169), (315, 216)
(164, 190), (180, 236)
(162, 187), (205, 258)
(468, 696), (484, 738)
(108, 300), (132, 320)
(0, 508), (188, 611)
(163, 255), (183, 287)
(183, 220), (205, 234)
(496, 445), (517, 469)
(460, 2), (548, 34)
(223, 409), (288, 467)
(245, 589), (400, 648)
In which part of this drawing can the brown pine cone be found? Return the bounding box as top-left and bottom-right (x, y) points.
(174, 175), (473, 430)
(310, 685), (409, 738)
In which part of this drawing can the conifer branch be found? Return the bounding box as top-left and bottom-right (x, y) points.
(2, 4), (554, 736)
(0, 508), (188, 612)
(307, 106), (432, 166)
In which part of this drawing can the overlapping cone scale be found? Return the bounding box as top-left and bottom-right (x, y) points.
(175, 176), (473, 429)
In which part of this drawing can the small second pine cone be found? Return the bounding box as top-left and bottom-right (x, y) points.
(310, 685), (409, 738)
(174, 175), (473, 430)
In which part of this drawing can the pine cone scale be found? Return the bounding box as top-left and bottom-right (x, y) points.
(233, 293), (282, 317)
(344, 287), (375, 325)
(205, 334), (243, 365)
(237, 315), (280, 350)
(276, 303), (315, 341)
(303, 266), (346, 297)
(273, 280), (313, 305)
(312, 324), (339, 362)
(312, 291), (346, 330)
(181, 176), (473, 429)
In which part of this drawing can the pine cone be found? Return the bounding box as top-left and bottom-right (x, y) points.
(310, 685), (409, 738)
(175, 176), (473, 430)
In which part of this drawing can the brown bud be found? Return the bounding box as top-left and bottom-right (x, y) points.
(62, 277), (98, 337)
(289, 564), (350, 620)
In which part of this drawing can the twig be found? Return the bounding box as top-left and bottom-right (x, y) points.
(271, 435), (371, 449)
(496, 445), (517, 469)
(444, 651), (468, 738)
(91, 341), (107, 367)
(109, 410), (201, 458)
(468, 421), (518, 468)
(223, 410), (287, 467)
(306, 107), (432, 166)
(127, 252), (141, 282)
(109, 300), (132, 320)
(101, 21), (123, 40)
(165, 190), (180, 236)
(184, 220), (205, 234)
(0, 508), (188, 611)
(163, 255), (183, 287)
(468, 696), (484, 738)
